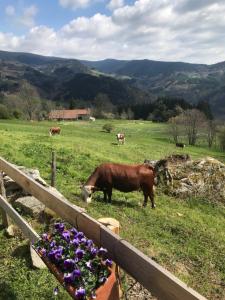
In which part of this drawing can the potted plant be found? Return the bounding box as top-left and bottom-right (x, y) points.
(33, 222), (118, 300)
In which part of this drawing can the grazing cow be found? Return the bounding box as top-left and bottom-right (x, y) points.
(81, 163), (156, 208)
(89, 116), (96, 122)
(49, 127), (61, 136)
(176, 142), (185, 148)
(144, 159), (173, 186)
(116, 133), (125, 145)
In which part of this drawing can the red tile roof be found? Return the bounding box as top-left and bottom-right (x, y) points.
(49, 109), (91, 119)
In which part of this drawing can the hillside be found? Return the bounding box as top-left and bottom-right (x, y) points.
(0, 50), (225, 118)
(0, 50), (148, 107)
(82, 59), (225, 118)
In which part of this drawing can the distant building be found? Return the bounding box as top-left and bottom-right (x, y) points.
(49, 109), (91, 121)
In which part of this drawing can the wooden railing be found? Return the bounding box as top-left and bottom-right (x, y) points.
(0, 156), (207, 300)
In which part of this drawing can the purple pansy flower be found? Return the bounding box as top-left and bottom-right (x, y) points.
(76, 232), (84, 240)
(48, 249), (56, 260)
(55, 222), (64, 232)
(90, 247), (98, 257)
(70, 227), (78, 235)
(105, 259), (113, 268)
(86, 261), (92, 270)
(62, 231), (70, 242)
(40, 248), (46, 256)
(50, 240), (56, 248)
(75, 287), (86, 299)
(98, 247), (107, 257)
(53, 286), (59, 296)
(70, 238), (79, 248)
(80, 237), (87, 245)
(64, 273), (74, 284)
(72, 269), (81, 278)
(86, 239), (93, 248)
(42, 233), (48, 241)
(76, 248), (85, 260)
(64, 259), (75, 270)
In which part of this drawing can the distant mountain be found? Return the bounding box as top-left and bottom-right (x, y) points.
(0, 50), (148, 107)
(0, 50), (225, 118)
(82, 58), (225, 118)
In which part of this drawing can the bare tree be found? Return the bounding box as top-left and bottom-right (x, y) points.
(182, 109), (206, 145)
(206, 120), (217, 148)
(19, 81), (41, 120)
(168, 116), (182, 143)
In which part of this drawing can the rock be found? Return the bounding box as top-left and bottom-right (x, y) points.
(5, 224), (19, 237)
(30, 245), (46, 269)
(14, 196), (45, 217)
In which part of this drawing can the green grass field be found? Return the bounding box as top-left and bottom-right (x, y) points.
(0, 119), (224, 300)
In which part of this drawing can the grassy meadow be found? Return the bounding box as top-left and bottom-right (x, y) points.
(0, 119), (224, 300)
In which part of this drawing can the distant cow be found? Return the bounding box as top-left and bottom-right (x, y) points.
(176, 142), (185, 148)
(116, 133), (125, 145)
(89, 117), (96, 122)
(49, 127), (61, 136)
(81, 163), (156, 208)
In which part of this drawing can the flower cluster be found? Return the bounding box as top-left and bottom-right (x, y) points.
(34, 222), (113, 299)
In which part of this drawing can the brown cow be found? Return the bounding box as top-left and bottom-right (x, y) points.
(81, 163), (156, 208)
(49, 127), (61, 136)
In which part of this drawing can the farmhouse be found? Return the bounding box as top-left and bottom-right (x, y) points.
(49, 109), (91, 121)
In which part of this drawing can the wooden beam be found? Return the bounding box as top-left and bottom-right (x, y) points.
(0, 194), (39, 243)
(0, 156), (207, 300)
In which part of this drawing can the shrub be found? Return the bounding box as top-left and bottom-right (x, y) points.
(102, 123), (114, 133)
(0, 104), (10, 119)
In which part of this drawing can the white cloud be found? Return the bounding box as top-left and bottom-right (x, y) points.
(19, 5), (38, 27)
(1, 0), (225, 64)
(107, 0), (124, 11)
(5, 5), (15, 16)
(59, 0), (91, 10)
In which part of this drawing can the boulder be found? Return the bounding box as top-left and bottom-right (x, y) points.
(14, 196), (45, 217)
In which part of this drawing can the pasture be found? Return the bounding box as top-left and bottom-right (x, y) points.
(0, 119), (224, 300)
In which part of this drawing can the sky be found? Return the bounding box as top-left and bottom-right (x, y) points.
(0, 0), (225, 64)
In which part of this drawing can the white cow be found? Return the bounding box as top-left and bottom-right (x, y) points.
(116, 133), (125, 145)
(89, 117), (96, 122)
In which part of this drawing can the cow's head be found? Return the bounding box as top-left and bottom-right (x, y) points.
(81, 185), (94, 203)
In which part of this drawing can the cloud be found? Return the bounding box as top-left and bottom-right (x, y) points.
(19, 5), (38, 27)
(59, 0), (91, 10)
(5, 5), (15, 16)
(1, 0), (225, 64)
(107, 0), (124, 11)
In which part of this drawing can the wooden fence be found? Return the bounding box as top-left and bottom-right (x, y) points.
(0, 156), (207, 300)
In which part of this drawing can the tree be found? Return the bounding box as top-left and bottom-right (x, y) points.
(93, 93), (114, 118)
(19, 81), (41, 120)
(218, 127), (225, 151)
(0, 104), (10, 119)
(182, 109), (206, 145)
(206, 120), (217, 148)
(168, 116), (182, 143)
(127, 107), (134, 120)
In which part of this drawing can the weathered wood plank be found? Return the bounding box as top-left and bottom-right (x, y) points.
(0, 194), (39, 243)
(0, 171), (10, 227)
(0, 156), (207, 300)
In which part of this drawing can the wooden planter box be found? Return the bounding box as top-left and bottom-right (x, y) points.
(34, 249), (119, 300)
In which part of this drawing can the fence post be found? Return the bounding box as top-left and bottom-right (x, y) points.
(98, 217), (122, 299)
(0, 171), (10, 227)
(51, 151), (56, 187)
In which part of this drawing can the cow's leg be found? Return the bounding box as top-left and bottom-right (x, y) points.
(103, 190), (107, 202)
(143, 192), (148, 207)
(149, 188), (156, 209)
(107, 188), (112, 203)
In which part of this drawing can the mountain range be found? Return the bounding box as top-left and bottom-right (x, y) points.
(0, 50), (224, 118)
